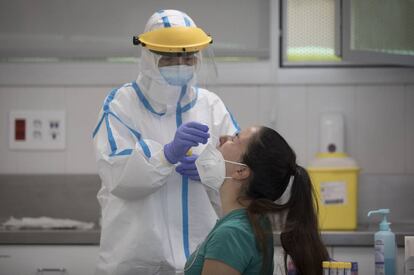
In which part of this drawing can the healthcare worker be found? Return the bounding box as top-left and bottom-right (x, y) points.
(92, 9), (240, 275)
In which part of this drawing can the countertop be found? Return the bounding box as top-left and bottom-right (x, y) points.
(275, 224), (414, 247)
(0, 224), (412, 246)
(0, 228), (100, 245)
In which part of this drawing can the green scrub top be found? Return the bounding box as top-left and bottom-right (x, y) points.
(184, 208), (274, 275)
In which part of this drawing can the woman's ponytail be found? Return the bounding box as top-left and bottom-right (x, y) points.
(280, 166), (329, 275)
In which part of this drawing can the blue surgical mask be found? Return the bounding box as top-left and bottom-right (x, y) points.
(159, 65), (194, 86)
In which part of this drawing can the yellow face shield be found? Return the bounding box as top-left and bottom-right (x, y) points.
(133, 26), (213, 53)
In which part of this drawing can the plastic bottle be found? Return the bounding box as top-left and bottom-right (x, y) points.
(322, 261), (330, 275)
(405, 236), (414, 275)
(330, 262), (340, 275)
(344, 262), (352, 275)
(368, 209), (396, 275)
(351, 262), (358, 275)
(337, 262), (346, 275)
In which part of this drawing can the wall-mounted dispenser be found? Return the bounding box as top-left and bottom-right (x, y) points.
(307, 113), (360, 230)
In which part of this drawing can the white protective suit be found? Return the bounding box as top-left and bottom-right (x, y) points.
(93, 10), (240, 275)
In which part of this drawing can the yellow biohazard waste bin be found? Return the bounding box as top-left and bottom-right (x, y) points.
(307, 153), (360, 230)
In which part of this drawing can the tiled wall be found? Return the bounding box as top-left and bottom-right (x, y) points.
(214, 84), (414, 223)
(1, 83), (413, 223)
(215, 84), (414, 173)
(1, 84), (414, 174)
(0, 86), (107, 174)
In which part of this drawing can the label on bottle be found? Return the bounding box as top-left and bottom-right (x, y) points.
(405, 256), (414, 275)
(320, 181), (347, 205)
(375, 239), (385, 275)
(351, 262), (358, 275)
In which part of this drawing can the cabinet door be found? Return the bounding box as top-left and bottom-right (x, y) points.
(332, 247), (405, 275)
(0, 245), (99, 275)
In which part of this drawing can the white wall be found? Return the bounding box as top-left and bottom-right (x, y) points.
(0, 0), (413, 209)
(1, 81), (413, 175)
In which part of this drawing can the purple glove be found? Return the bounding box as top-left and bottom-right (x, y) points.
(164, 122), (209, 164)
(176, 155), (200, 181)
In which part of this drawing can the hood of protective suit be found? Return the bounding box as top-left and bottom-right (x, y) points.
(136, 10), (201, 112)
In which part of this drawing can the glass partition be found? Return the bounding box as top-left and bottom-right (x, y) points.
(0, 0), (270, 62)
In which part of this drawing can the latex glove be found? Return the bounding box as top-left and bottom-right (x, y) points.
(176, 155), (200, 181)
(164, 122), (209, 164)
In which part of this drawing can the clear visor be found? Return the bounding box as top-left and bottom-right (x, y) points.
(150, 47), (217, 89)
(153, 51), (199, 67)
(197, 46), (218, 89)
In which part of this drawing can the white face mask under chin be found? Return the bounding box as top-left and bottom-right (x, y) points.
(195, 142), (247, 192)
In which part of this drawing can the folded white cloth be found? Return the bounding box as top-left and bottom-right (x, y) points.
(2, 216), (94, 230)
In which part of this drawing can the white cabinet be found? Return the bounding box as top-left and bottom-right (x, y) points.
(0, 245), (99, 275)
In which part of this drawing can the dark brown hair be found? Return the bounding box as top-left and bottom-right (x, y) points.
(240, 126), (329, 275)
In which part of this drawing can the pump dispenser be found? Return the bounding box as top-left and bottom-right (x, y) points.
(367, 209), (396, 275)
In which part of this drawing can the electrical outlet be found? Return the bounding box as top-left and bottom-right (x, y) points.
(9, 110), (66, 150)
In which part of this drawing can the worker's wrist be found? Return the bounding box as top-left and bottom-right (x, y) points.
(163, 143), (178, 164)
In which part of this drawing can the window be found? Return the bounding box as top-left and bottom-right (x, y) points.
(342, 0), (414, 66)
(281, 0), (341, 66)
(281, 0), (414, 67)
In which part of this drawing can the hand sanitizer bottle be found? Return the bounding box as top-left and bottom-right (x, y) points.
(368, 209), (396, 275)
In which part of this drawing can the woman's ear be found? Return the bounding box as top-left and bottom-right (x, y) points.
(231, 166), (251, 181)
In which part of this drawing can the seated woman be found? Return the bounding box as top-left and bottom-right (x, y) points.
(184, 126), (329, 275)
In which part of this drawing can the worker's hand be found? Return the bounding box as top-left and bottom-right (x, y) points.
(175, 155), (200, 181)
(164, 122), (209, 164)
